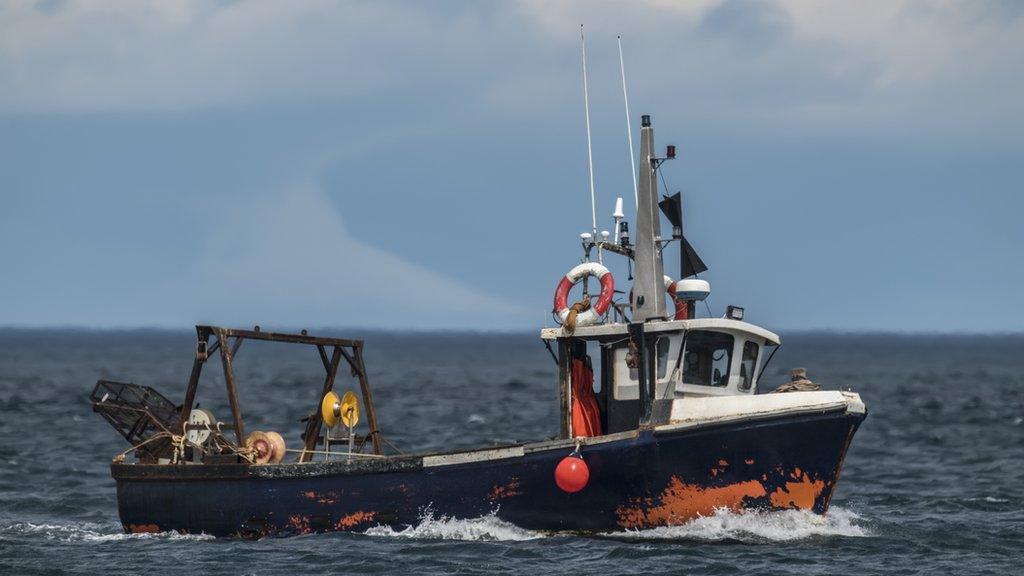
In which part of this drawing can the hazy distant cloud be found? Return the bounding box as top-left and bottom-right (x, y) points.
(188, 183), (528, 329)
(0, 174), (529, 328)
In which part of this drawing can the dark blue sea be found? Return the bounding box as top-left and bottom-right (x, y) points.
(1, 329), (1022, 575)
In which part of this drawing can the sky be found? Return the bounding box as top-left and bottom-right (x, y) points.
(1, 0), (1022, 332)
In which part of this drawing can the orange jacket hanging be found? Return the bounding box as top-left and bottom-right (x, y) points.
(571, 357), (603, 437)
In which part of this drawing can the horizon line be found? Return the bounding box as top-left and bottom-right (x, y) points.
(0, 324), (1022, 337)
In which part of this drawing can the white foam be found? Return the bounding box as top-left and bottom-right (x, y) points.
(1, 521), (214, 542)
(607, 506), (869, 542)
(363, 511), (540, 541)
(5, 508), (866, 544)
(362, 507), (867, 543)
(966, 496), (1009, 503)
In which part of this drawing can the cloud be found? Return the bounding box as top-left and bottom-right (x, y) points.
(0, 1), (454, 112)
(186, 182), (529, 329)
(1, 1), (1022, 331)
(3, 0), (1022, 128)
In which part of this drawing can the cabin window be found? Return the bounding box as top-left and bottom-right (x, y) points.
(738, 340), (759, 391)
(682, 331), (734, 387)
(612, 336), (674, 400)
(628, 337), (670, 381)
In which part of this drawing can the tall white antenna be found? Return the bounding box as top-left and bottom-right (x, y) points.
(618, 35), (638, 209)
(581, 24), (597, 236)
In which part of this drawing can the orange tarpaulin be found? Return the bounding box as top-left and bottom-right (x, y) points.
(571, 357), (603, 438)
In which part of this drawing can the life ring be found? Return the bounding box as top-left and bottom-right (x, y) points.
(663, 276), (688, 320)
(553, 262), (615, 327)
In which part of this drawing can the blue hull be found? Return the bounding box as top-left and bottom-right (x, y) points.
(114, 410), (864, 537)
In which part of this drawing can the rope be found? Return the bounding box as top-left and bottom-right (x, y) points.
(381, 436), (404, 455)
(111, 421), (257, 464)
(771, 379), (821, 393)
(112, 431), (178, 463)
(563, 297), (592, 334)
(283, 448), (385, 459)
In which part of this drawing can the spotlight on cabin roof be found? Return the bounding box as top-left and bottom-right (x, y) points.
(726, 305), (745, 321)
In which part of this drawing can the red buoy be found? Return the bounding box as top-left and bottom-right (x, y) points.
(555, 454), (590, 493)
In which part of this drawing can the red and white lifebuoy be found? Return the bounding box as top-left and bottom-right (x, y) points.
(553, 262), (615, 327)
(663, 276), (689, 320)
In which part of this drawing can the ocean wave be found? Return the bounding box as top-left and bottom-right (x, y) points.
(606, 506), (869, 542)
(0, 521), (214, 542)
(361, 507), (867, 543)
(967, 496), (1009, 503)
(362, 511), (540, 541)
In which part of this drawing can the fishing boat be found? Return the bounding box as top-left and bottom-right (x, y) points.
(89, 110), (866, 538)
(90, 31), (866, 538)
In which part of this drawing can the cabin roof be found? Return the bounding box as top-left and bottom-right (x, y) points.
(539, 318), (781, 345)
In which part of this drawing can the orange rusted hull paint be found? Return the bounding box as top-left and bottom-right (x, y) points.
(615, 467), (831, 529)
(126, 523), (161, 534)
(769, 468), (828, 509)
(489, 479), (523, 501)
(335, 511), (377, 530)
(617, 477), (768, 528)
(285, 511), (379, 534)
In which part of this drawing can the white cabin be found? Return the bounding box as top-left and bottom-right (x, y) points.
(541, 318), (781, 436)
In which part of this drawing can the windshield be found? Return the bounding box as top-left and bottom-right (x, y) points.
(682, 331), (734, 387)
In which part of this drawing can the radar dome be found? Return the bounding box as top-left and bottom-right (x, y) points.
(675, 279), (711, 301)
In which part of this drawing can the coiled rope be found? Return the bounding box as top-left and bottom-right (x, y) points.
(562, 297), (592, 334)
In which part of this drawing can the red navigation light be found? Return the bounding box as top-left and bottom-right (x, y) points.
(666, 145), (676, 159)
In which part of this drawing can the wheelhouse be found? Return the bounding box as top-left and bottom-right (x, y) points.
(541, 318), (780, 437)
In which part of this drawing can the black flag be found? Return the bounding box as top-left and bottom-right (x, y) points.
(659, 192), (708, 278)
(681, 235), (708, 278)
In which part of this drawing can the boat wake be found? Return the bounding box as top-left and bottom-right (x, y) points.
(607, 506), (869, 542)
(361, 507), (868, 543)
(3, 508), (867, 544)
(362, 511), (541, 541)
(0, 521), (214, 542)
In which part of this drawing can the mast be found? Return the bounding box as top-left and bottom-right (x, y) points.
(631, 115), (666, 322)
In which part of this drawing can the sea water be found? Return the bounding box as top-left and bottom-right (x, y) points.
(0, 330), (1021, 575)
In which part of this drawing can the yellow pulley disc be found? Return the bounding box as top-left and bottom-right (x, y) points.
(340, 391), (359, 429)
(321, 391), (341, 429)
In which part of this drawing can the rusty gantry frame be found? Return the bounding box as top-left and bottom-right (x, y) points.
(178, 325), (383, 462)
